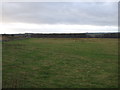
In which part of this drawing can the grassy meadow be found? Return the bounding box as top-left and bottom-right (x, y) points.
(2, 38), (118, 88)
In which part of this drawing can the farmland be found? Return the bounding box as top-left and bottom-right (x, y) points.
(2, 38), (118, 88)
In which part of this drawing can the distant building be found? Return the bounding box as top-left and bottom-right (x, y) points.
(25, 33), (32, 38)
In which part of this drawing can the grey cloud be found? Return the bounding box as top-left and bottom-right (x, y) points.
(0, 2), (2, 22)
(2, 2), (118, 26)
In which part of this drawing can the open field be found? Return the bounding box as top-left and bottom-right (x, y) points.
(2, 38), (118, 88)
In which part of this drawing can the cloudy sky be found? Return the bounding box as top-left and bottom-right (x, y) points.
(1, 2), (118, 34)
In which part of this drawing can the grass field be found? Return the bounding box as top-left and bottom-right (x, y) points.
(2, 38), (118, 88)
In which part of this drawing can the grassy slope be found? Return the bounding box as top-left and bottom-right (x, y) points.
(2, 38), (118, 88)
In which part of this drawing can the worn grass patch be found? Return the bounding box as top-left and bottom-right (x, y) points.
(2, 38), (118, 88)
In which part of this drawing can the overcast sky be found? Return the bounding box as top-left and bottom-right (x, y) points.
(1, 2), (118, 34)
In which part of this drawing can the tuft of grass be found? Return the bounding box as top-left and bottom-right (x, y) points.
(2, 38), (118, 88)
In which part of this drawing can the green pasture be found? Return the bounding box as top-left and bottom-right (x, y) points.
(2, 38), (118, 88)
